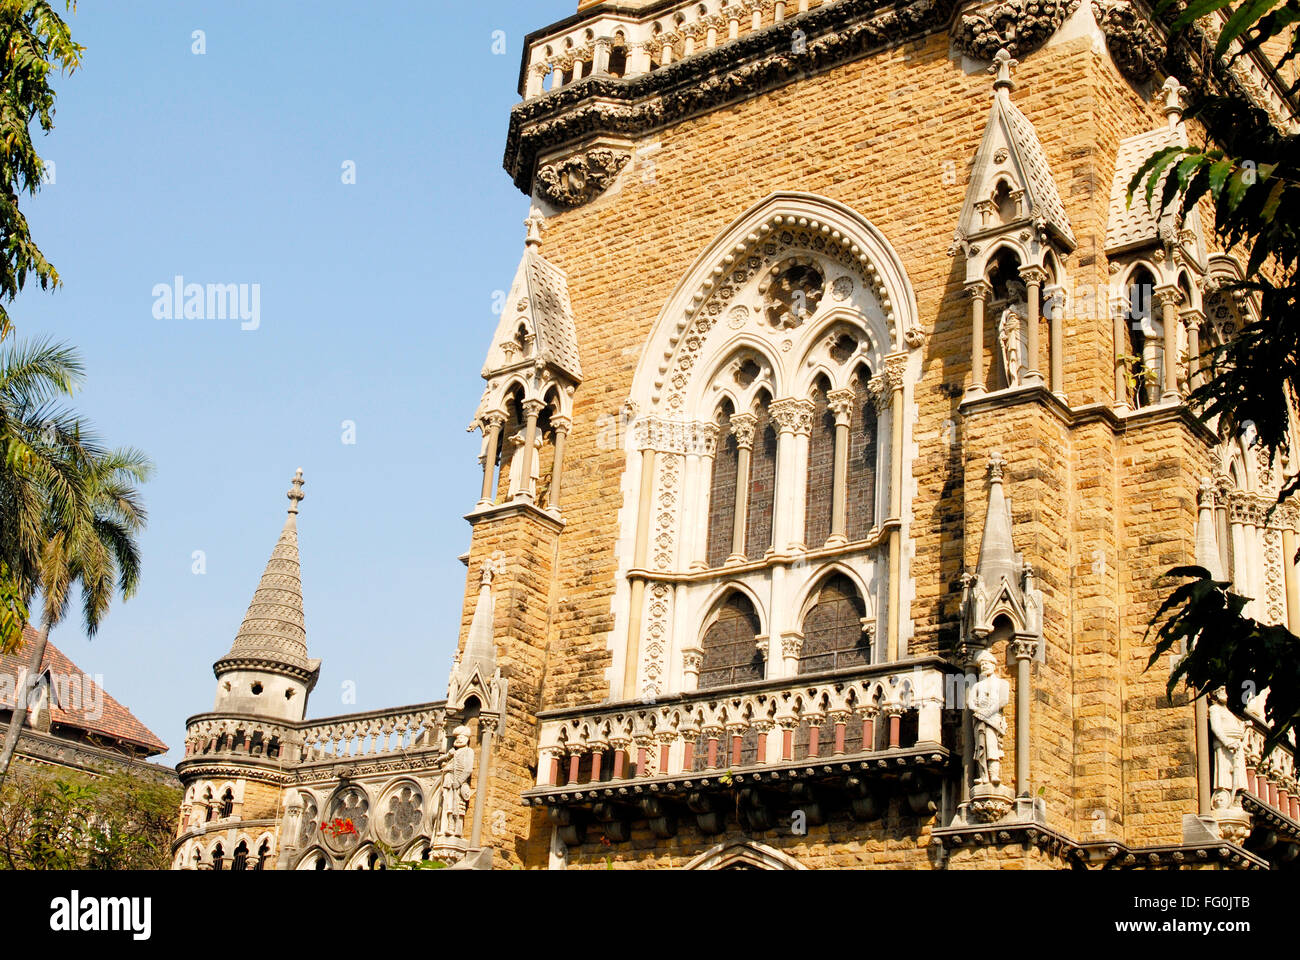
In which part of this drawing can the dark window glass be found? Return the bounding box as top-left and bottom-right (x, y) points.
(699, 593), (764, 689)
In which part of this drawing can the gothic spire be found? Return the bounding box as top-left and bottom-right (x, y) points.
(214, 469), (319, 682)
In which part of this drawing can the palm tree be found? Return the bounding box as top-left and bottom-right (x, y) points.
(0, 337), (92, 650)
(0, 338), (152, 790)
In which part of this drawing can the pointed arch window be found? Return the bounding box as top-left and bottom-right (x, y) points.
(218, 788), (234, 819)
(707, 402), (738, 568)
(699, 592), (764, 689)
(805, 378), (834, 547)
(1125, 267), (1160, 408)
(799, 574), (870, 673)
(846, 371), (879, 542)
(211, 843), (225, 871)
(232, 840), (249, 871)
(744, 394), (776, 559)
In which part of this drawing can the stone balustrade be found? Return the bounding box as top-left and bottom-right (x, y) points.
(182, 701), (448, 768)
(298, 703), (447, 763)
(1244, 719), (1300, 822)
(184, 714), (298, 762)
(531, 658), (955, 790)
(521, 0), (831, 99)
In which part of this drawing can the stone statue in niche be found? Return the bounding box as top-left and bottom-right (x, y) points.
(970, 649), (1010, 786)
(1208, 687), (1248, 809)
(507, 430), (543, 498)
(436, 725), (475, 839)
(997, 282), (1028, 388)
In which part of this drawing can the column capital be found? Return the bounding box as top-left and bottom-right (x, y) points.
(521, 398), (547, 418)
(826, 388), (856, 426)
(882, 352), (908, 392)
(1011, 637), (1039, 661)
(480, 410), (507, 431)
(964, 279), (993, 301)
(1018, 264), (1049, 287)
(550, 414), (572, 435)
(730, 412), (759, 449)
(1153, 284), (1184, 309)
(770, 398), (815, 436)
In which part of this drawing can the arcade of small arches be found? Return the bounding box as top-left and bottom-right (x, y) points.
(472, 377), (573, 516)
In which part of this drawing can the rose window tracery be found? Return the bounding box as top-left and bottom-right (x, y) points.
(381, 784), (423, 845)
(323, 787), (370, 852)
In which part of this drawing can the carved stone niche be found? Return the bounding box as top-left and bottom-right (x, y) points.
(533, 138), (632, 210)
(952, 0), (1081, 61)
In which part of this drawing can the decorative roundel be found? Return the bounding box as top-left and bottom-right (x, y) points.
(323, 786), (369, 852)
(379, 782), (424, 845)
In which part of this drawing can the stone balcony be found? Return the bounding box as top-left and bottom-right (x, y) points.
(524, 657), (961, 842)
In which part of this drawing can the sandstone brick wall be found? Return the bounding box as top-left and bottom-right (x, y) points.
(461, 28), (1241, 868)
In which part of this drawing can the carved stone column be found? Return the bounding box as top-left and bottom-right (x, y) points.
(1019, 265), (1047, 385)
(691, 422), (719, 569)
(623, 444), (657, 699)
(1012, 636), (1038, 797)
(515, 399), (545, 503)
(1183, 308), (1204, 394)
(682, 649), (702, 692)
(728, 413), (758, 562)
(965, 280), (991, 397)
(1046, 283), (1065, 398)
(1155, 285), (1183, 402)
(478, 412), (505, 506)
(826, 388), (855, 546)
(1113, 297), (1130, 411)
(546, 415), (570, 511)
(771, 398), (814, 553)
(882, 354), (907, 660)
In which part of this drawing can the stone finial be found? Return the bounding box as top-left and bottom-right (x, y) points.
(1162, 76), (1187, 129)
(524, 207), (545, 249)
(990, 48), (1017, 97)
(988, 450), (1006, 481)
(286, 467), (305, 515)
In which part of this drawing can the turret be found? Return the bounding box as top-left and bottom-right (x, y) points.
(211, 468), (320, 723)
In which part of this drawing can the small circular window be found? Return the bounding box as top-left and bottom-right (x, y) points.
(251, 682), (263, 695)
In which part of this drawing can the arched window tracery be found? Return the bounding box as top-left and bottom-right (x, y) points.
(619, 195), (918, 700)
(799, 574), (870, 674)
(699, 592), (764, 690)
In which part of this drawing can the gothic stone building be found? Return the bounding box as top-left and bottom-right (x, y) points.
(172, 0), (1300, 870)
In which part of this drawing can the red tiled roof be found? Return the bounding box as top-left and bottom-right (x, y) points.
(0, 626), (167, 756)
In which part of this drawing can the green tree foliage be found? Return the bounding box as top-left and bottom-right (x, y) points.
(0, 763), (181, 870)
(1133, 1), (1300, 754)
(0, 0), (83, 340)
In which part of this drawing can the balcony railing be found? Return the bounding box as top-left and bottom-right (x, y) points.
(299, 703), (447, 763)
(1243, 719), (1299, 823)
(521, 0), (835, 100)
(529, 657), (955, 792)
(180, 701), (448, 769)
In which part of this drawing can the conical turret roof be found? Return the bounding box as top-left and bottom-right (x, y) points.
(214, 469), (319, 681)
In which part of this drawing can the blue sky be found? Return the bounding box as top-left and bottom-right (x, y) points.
(13, 0), (574, 762)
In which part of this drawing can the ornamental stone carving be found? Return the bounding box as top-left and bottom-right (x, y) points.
(953, 0), (1081, 61)
(535, 147), (631, 209)
(1091, 0), (1163, 83)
